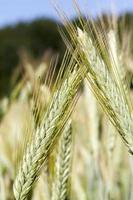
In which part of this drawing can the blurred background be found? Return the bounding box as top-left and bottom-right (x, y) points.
(0, 0), (132, 97)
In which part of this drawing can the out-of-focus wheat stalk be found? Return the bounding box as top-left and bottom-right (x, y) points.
(0, 174), (6, 200)
(83, 81), (104, 200)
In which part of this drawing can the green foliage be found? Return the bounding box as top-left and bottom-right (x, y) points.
(0, 18), (65, 97)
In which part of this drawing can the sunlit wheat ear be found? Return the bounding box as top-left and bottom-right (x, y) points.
(51, 119), (72, 200)
(76, 28), (133, 154)
(13, 51), (86, 200)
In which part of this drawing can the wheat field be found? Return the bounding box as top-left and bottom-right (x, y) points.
(0, 2), (133, 200)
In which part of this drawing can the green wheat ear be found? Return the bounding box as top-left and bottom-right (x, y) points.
(13, 51), (86, 200)
(51, 119), (72, 200)
(76, 27), (133, 154)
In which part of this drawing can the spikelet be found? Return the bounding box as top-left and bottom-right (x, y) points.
(51, 120), (72, 200)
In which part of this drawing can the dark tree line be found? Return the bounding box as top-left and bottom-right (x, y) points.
(0, 18), (65, 96)
(0, 13), (132, 96)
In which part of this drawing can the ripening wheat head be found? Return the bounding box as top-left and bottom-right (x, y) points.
(13, 50), (86, 200)
(61, 6), (133, 155)
(51, 119), (72, 200)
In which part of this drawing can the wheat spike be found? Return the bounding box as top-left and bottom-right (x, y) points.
(77, 28), (133, 154)
(13, 56), (85, 200)
(51, 119), (72, 200)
